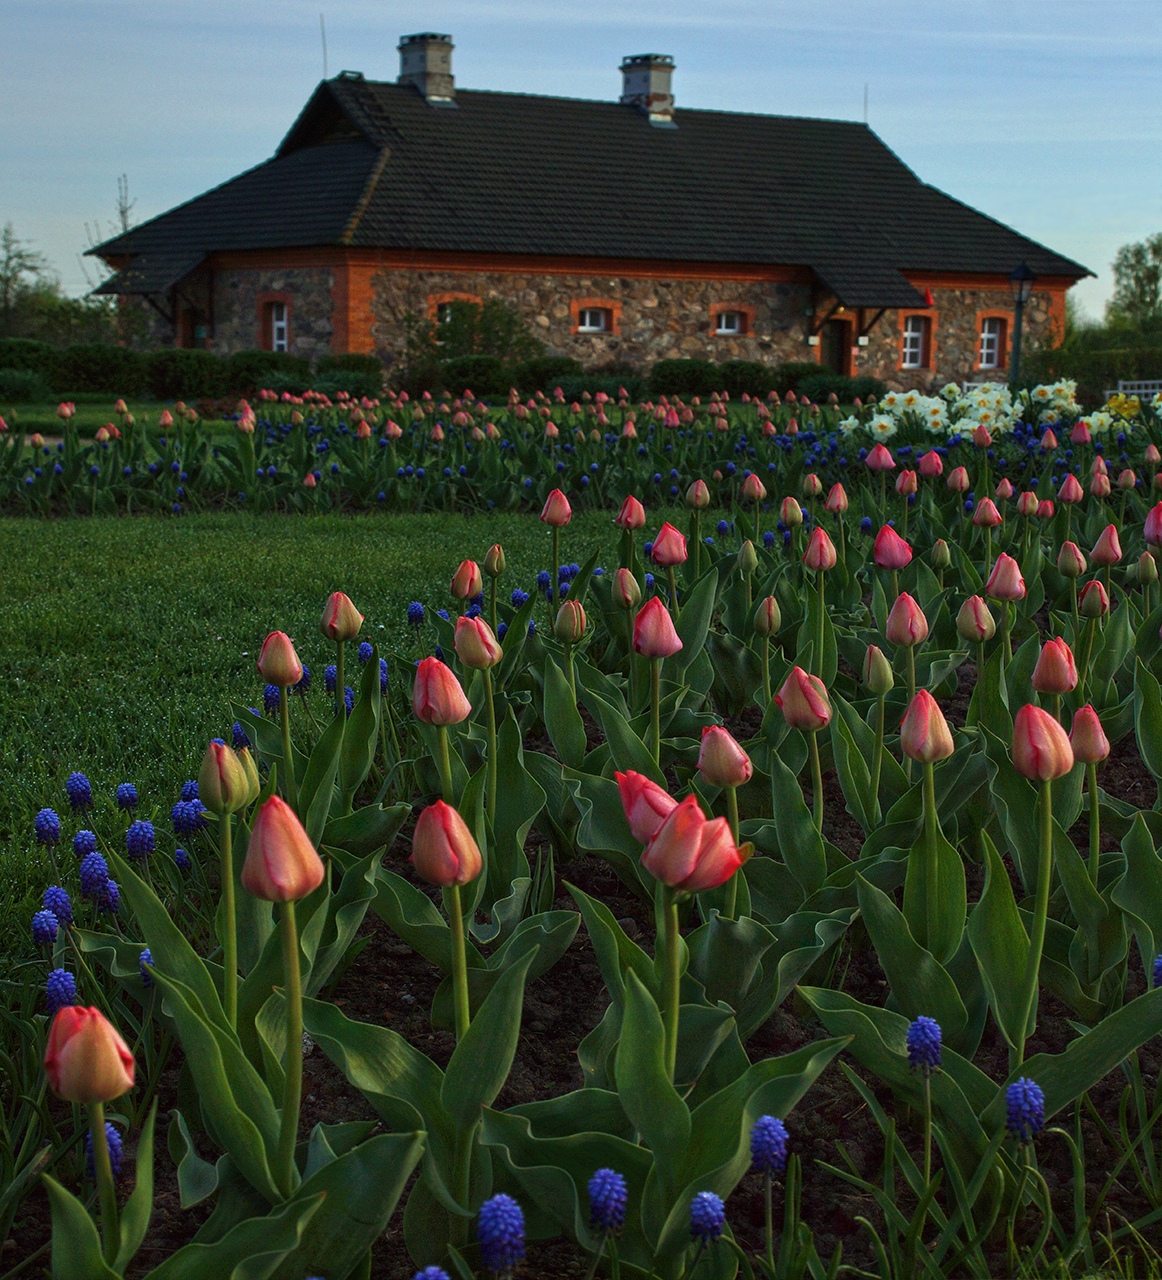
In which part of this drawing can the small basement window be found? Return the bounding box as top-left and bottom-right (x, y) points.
(270, 302), (288, 353)
(577, 307), (611, 333)
(715, 310), (744, 334)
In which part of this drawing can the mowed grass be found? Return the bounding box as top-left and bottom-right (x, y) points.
(1, 398), (178, 436)
(0, 508), (655, 952)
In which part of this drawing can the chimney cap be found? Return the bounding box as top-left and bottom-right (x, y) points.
(620, 53), (675, 70)
(398, 32), (453, 46)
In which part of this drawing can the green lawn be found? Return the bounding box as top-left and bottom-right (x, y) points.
(1, 398), (196, 436)
(0, 509), (654, 948)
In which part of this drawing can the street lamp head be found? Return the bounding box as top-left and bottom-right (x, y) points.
(1009, 261), (1037, 305)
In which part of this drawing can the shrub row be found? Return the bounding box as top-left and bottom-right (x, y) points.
(1024, 345), (1162, 407)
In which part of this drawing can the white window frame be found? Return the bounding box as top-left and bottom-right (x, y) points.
(435, 302), (454, 326)
(577, 307), (610, 334)
(979, 317), (1004, 370)
(715, 310), (743, 335)
(270, 302), (288, 353)
(901, 315), (926, 369)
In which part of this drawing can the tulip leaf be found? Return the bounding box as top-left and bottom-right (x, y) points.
(797, 584), (838, 687)
(567, 771), (655, 901)
(566, 881), (659, 1008)
(980, 724), (1041, 894)
(367, 867), (486, 973)
(487, 709), (547, 910)
(338, 642), (382, 799)
(1112, 812), (1162, 972)
(322, 801), (410, 858)
(829, 695), (876, 832)
(768, 744), (827, 897)
(595, 697), (666, 786)
(902, 804), (967, 965)
(967, 832), (1030, 1052)
(543, 653), (586, 769)
(672, 569), (719, 676)
(298, 711), (346, 844)
(115, 1100), (157, 1271)
(168, 1108), (223, 1209)
(1134, 660), (1162, 799)
(1093, 593), (1134, 688)
(1052, 819), (1126, 987)
(442, 948), (538, 1129)
(43, 1175), (118, 1280)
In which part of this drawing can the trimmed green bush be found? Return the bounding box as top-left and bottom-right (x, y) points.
(312, 371), (384, 400)
(146, 349), (229, 400)
(770, 362), (825, 396)
(317, 352), (383, 377)
(555, 372), (649, 403)
(226, 350), (311, 394)
(648, 359), (718, 397)
(1023, 346), (1162, 407)
(54, 344), (149, 396)
(794, 372), (886, 403)
(439, 354), (510, 398)
(513, 355), (583, 393)
(0, 339), (59, 384)
(0, 367), (52, 401)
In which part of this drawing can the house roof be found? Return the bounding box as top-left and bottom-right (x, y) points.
(92, 77), (1090, 306)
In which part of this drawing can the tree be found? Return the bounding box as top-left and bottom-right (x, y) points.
(0, 223), (49, 337)
(1107, 233), (1162, 329)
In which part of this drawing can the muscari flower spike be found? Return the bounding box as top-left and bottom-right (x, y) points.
(139, 948), (153, 987)
(263, 683), (282, 714)
(45, 968), (77, 1015)
(174, 847), (191, 872)
(65, 772), (94, 811)
(43, 885), (73, 925)
(411, 1270), (451, 1280)
(295, 665), (311, 695)
(358, 641), (374, 664)
(180, 779), (199, 802)
(906, 1016), (943, 1075)
(1153, 954), (1162, 989)
(32, 909), (59, 945)
(232, 721), (251, 750)
(477, 1192), (526, 1272)
(171, 799), (206, 836)
(98, 879), (121, 914)
(79, 853), (110, 899)
(85, 1123), (123, 1180)
(588, 1166), (628, 1233)
(115, 782), (138, 810)
(73, 829), (98, 858)
(750, 1114), (789, 1176)
(324, 664), (338, 693)
(126, 819), (155, 860)
(408, 601), (425, 628)
(1006, 1077), (1045, 1143)
(34, 808), (61, 845)
(690, 1190), (726, 1242)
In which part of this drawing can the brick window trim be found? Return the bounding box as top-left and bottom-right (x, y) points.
(973, 309), (1013, 373)
(256, 292), (292, 352)
(570, 298), (622, 335)
(895, 309), (938, 372)
(427, 291), (483, 321)
(709, 302), (756, 336)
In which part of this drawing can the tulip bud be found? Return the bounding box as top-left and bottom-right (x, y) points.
(972, 497), (1003, 528)
(985, 553), (1026, 601)
(613, 567), (642, 610)
(918, 450), (943, 478)
(802, 472), (823, 498)
(1090, 473), (1111, 499)
(1057, 542), (1086, 578)
(686, 479), (710, 509)
(1058, 473), (1084, 504)
(1070, 704), (1110, 765)
(1118, 468), (1137, 491)
(972, 423), (993, 448)
(1040, 429), (1058, 450)
(697, 725), (753, 788)
(1092, 456), (1109, 478)
(410, 800), (483, 887)
(1036, 499), (1055, 520)
(780, 496), (803, 527)
(1016, 491), (1039, 517)
(1079, 579), (1109, 618)
(540, 488), (572, 527)
(1012, 704), (1075, 782)
(1148, 503), (1162, 547)
(775, 666), (831, 731)
(554, 600), (588, 644)
(900, 690), (955, 763)
(413, 656), (472, 724)
(454, 616), (503, 669)
(865, 443), (895, 472)
(874, 525), (912, 570)
(450, 560), (483, 600)
(1031, 637), (1078, 694)
(615, 495), (646, 529)
(803, 526), (837, 572)
(238, 746), (262, 805)
(930, 539), (951, 570)
(957, 595), (996, 643)
(895, 469), (918, 497)
(44, 1006), (135, 1103)
(1091, 524), (1122, 567)
(886, 592), (929, 647)
(1071, 420), (1091, 446)
(741, 472), (767, 502)
(863, 643), (894, 695)
(633, 597), (683, 658)
(484, 544), (506, 577)
(616, 769), (678, 843)
(651, 522), (688, 566)
(640, 794), (745, 893)
(737, 539), (759, 575)
(319, 591), (364, 642)
(946, 465), (970, 493)
(825, 482), (849, 513)
(753, 595), (781, 636)
(1139, 551), (1158, 585)
(241, 795), (327, 902)
(257, 631), (303, 687)
(995, 477), (1014, 501)
(198, 740), (250, 814)
(1148, 443), (1162, 466)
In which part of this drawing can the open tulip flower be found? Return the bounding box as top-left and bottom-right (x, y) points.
(640, 794), (745, 895)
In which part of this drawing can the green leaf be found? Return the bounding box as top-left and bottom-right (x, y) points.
(594, 697), (666, 786)
(115, 1101), (157, 1270)
(566, 773), (654, 902)
(967, 833), (1030, 1052)
(1052, 819), (1126, 988)
(368, 868), (485, 974)
(830, 695), (876, 831)
(442, 948), (537, 1128)
(543, 653), (586, 769)
(43, 1175), (118, 1280)
(338, 640), (382, 798)
(168, 1109), (222, 1209)
(566, 882), (658, 1008)
(901, 809), (967, 965)
(616, 971), (690, 1197)
(1112, 811), (1162, 971)
(297, 711), (346, 846)
(769, 745), (827, 897)
(672, 569), (719, 676)
(322, 801), (410, 857)
(1134, 660), (1162, 798)
(487, 708), (547, 907)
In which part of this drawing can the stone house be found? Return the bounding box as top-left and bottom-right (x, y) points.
(91, 34), (1089, 390)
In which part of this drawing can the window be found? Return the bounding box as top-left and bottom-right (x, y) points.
(979, 316), (1006, 369)
(715, 310), (744, 334)
(270, 302), (288, 352)
(901, 315), (929, 368)
(577, 307), (611, 333)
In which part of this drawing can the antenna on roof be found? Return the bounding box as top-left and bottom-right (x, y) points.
(863, 83), (868, 124)
(320, 12), (328, 78)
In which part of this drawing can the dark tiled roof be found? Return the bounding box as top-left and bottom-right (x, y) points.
(93, 78), (1089, 303)
(92, 251), (206, 295)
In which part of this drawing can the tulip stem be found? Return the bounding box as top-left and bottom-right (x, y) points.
(484, 670), (498, 823)
(922, 761), (939, 954)
(277, 898), (303, 1199)
(1071, 579), (1079, 633)
(436, 725), (454, 804)
(1079, 615), (1098, 700)
(871, 694), (885, 825)
(691, 510), (701, 577)
(985, 526), (993, 579)
(723, 786), (740, 921)
(668, 565), (679, 612)
(489, 575), (498, 635)
(815, 569), (826, 677)
(1014, 780), (1054, 1068)
(650, 659), (662, 766)
(922, 1071), (934, 1190)
(808, 730), (824, 835)
(761, 636), (771, 707)
(220, 813), (237, 1029)
(89, 1101), (119, 1266)
(1087, 761), (1101, 884)
(662, 893), (681, 1082)
(335, 639), (345, 720)
(279, 686), (298, 812)
(1000, 602), (1012, 665)
(551, 525), (560, 608)
(446, 882), (471, 1042)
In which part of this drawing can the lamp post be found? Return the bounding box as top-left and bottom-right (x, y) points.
(1008, 261), (1037, 388)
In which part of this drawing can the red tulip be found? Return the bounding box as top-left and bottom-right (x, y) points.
(825, 482), (849, 513)
(885, 592), (929, 647)
(896, 469), (918, 497)
(1079, 579), (1109, 617)
(918, 450), (943, 478)
(986, 553), (1026, 601)
(865, 443), (895, 471)
(44, 1006), (135, 1103)
(651, 522), (688, 566)
(972, 497), (1003, 528)
(1058, 473), (1084, 504)
(257, 631), (303, 687)
(1091, 524), (1122, 567)
(956, 595), (996, 643)
(802, 526), (837, 572)
(450, 560), (483, 600)
(874, 525), (912, 570)
(686, 479), (710, 508)
(410, 800), (483, 886)
(741, 472), (767, 502)
(1031, 637), (1078, 694)
(1090, 473), (1111, 498)
(775, 666), (831, 731)
(972, 423), (993, 448)
(1147, 502), (1162, 547)
(320, 591), (364, 641)
(697, 726), (753, 788)
(640, 795), (744, 893)
(616, 769), (678, 843)
(412, 656), (472, 724)
(454, 616), (503, 669)
(995, 478), (1014, 500)
(1070, 705), (1110, 764)
(633, 597), (683, 658)
(1012, 704), (1074, 782)
(615, 495), (646, 529)
(540, 489), (572, 527)
(241, 795), (326, 902)
(1070, 420), (1091, 445)
(900, 690), (955, 763)
(1036, 499), (1055, 520)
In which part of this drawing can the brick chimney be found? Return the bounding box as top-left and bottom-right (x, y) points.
(398, 33), (455, 105)
(619, 54), (676, 127)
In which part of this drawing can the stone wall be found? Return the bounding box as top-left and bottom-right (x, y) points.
(210, 267), (334, 360)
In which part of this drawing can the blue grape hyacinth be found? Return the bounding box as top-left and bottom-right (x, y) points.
(407, 601), (425, 628)
(906, 1016), (943, 1074)
(43, 886), (73, 926)
(171, 799), (206, 835)
(85, 1123), (123, 1180)
(263, 683), (282, 714)
(115, 782), (138, 810)
(73, 829), (98, 858)
(294, 665), (311, 695)
(32, 910), (59, 945)
(180, 779), (199, 802)
(125, 819), (156, 860)
(324, 664), (338, 693)
(588, 1166), (628, 1232)
(45, 968), (77, 1015)
(232, 722), (251, 750)
(411, 1270), (451, 1280)
(1153, 954), (1162, 989)
(1006, 1077), (1045, 1143)
(690, 1190), (726, 1242)
(477, 1192), (526, 1271)
(34, 808), (61, 845)
(139, 948), (153, 987)
(65, 772), (94, 811)
(750, 1115), (789, 1175)
(174, 847), (191, 872)
(358, 641), (374, 663)
(98, 880), (121, 914)
(79, 853), (110, 899)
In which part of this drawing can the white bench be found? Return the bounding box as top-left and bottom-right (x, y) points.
(1103, 379), (1162, 401)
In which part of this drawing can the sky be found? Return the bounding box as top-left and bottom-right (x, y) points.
(3, 0), (1160, 318)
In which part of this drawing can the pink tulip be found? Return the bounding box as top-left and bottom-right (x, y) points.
(946, 466), (970, 493)
(885, 592), (929, 646)
(1016, 491), (1039, 517)
(44, 1007), (135, 1103)
(686, 479), (710, 508)
(241, 795), (327, 902)
(1090, 473), (1111, 498)
(865, 443), (895, 471)
(1070, 421), (1091, 445)
(802, 526), (837, 572)
(1147, 502), (1162, 547)
(900, 690), (955, 763)
(896, 469), (918, 497)
(1079, 579), (1110, 617)
(1070, 705), (1110, 764)
(986, 553), (1026, 601)
(802, 473), (823, 498)
(615, 495), (646, 529)
(632, 597), (683, 658)
(741, 472), (767, 502)
(1057, 542), (1086, 578)
(874, 525), (912, 570)
(412, 656), (472, 724)
(1036, 499), (1055, 520)
(640, 795), (744, 893)
(540, 489), (572, 527)
(1031, 637), (1078, 694)
(616, 770), (678, 843)
(972, 497), (1003, 528)
(1118, 468), (1137, 491)
(320, 591), (364, 641)
(651, 522), (688, 567)
(450, 560), (483, 600)
(918, 450), (943, 478)
(1040, 429), (1058, 451)
(775, 666), (831, 731)
(1091, 524), (1122, 566)
(410, 800), (483, 886)
(1058, 473), (1084, 504)
(780, 496), (804, 527)
(697, 725), (753, 788)
(454, 616), (503, 669)
(257, 631), (303, 687)
(956, 595), (996, 643)
(612, 567), (642, 610)
(995, 478), (1014, 500)
(825, 482), (849, 513)
(1012, 704), (1074, 782)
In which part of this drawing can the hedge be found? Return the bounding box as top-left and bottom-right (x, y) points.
(1024, 346), (1162, 407)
